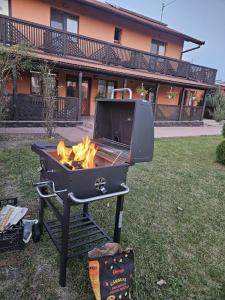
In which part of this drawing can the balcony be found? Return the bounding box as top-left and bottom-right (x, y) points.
(0, 14), (217, 85)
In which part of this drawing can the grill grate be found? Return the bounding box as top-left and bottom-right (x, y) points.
(44, 213), (112, 258)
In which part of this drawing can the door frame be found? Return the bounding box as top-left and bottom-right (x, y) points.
(81, 77), (92, 116)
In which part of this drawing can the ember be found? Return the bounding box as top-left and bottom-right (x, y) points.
(57, 137), (97, 170)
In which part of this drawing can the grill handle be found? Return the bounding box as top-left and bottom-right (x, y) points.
(33, 181), (67, 198)
(68, 183), (129, 204)
(111, 88), (132, 99)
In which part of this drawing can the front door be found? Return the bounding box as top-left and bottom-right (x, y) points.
(81, 78), (91, 116)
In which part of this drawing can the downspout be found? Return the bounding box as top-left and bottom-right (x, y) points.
(180, 43), (204, 60)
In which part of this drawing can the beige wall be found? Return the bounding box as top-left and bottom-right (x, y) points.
(11, 0), (184, 59)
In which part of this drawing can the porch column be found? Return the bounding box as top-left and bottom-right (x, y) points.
(178, 88), (185, 121)
(122, 79), (128, 99)
(201, 90), (208, 121)
(12, 66), (18, 120)
(78, 71), (83, 121)
(153, 83), (160, 120)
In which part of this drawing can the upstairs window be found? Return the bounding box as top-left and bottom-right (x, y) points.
(0, 0), (10, 16)
(114, 27), (122, 44)
(51, 9), (78, 34)
(150, 39), (166, 56)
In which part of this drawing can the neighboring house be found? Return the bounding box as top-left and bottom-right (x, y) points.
(0, 0), (217, 125)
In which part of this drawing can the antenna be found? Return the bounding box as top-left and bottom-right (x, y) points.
(160, 0), (177, 21)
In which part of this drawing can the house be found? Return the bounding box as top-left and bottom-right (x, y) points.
(0, 0), (217, 125)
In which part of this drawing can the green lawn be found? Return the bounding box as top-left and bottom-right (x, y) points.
(0, 136), (225, 300)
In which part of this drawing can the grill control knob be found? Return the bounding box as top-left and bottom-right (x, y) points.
(95, 177), (107, 194)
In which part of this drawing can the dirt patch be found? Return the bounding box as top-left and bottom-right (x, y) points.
(0, 133), (64, 150)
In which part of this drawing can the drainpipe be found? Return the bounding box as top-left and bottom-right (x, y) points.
(180, 44), (203, 60)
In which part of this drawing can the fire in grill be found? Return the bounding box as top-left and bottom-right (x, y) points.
(32, 96), (154, 287)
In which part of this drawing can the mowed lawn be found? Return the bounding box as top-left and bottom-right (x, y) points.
(0, 136), (225, 300)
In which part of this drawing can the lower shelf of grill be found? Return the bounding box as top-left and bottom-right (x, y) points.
(43, 213), (112, 258)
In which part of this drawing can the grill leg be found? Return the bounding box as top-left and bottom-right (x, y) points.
(113, 195), (124, 243)
(59, 198), (70, 287)
(83, 203), (89, 216)
(38, 187), (47, 235)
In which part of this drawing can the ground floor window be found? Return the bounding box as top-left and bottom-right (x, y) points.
(31, 72), (42, 95)
(97, 80), (117, 98)
(66, 76), (78, 97)
(30, 72), (58, 96)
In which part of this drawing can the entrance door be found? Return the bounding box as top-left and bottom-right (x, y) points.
(81, 78), (91, 116)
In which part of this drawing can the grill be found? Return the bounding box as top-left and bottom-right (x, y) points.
(32, 93), (154, 287)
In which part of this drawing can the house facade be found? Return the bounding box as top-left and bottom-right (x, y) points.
(0, 0), (217, 124)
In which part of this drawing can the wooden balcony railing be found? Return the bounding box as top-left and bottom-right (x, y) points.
(14, 95), (79, 121)
(0, 14), (217, 85)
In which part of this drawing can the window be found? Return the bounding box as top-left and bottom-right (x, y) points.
(150, 39), (166, 56)
(66, 76), (78, 97)
(0, 0), (9, 16)
(97, 80), (116, 98)
(31, 73), (42, 95)
(114, 27), (122, 44)
(51, 9), (78, 34)
(31, 72), (58, 96)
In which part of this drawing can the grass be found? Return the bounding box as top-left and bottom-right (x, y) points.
(0, 136), (225, 299)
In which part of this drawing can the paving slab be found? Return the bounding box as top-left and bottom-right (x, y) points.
(0, 125), (222, 142)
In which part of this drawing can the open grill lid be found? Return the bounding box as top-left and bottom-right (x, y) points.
(93, 99), (154, 164)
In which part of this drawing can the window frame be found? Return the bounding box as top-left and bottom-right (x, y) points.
(66, 75), (78, 98)
(30, 71), (58, 96)
(50, 8), (79, 34)
(150, 39), (166, 56)
(97, 79), (117, 98)
(0, 0), (11, 16)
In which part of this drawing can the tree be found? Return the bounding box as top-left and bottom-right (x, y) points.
(37, 62), (57, 138)
(206, 89), (225, 122)
(0, 43), (32, 120)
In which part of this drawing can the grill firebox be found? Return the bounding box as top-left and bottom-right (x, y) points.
(32, 98), (154, 287)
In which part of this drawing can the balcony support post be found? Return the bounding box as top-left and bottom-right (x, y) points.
(78, 71), (83, 121)
(154, 83), (160, 120)
(178, 88), (185, 121)
(201, 90), (208, 121)
(122, 79), (128, 99)
(12, 66), (18, 120)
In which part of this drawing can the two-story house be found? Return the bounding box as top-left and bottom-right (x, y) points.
(0, 0), (217, 125)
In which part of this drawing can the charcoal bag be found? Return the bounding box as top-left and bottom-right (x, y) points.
(88, 243), (134, 300)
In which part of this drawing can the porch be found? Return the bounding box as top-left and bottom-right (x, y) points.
(1, 66), (208, 126)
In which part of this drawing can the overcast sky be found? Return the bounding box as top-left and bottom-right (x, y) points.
(108, 0), (225, 82)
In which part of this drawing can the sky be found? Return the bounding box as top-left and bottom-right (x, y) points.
(108, 0), (225, 82)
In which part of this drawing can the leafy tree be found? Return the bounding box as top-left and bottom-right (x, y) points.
(37, 62), (56, 138)
(206, 89), (225, 122)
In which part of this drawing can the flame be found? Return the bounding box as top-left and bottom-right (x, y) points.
(56, 137), (97, 169)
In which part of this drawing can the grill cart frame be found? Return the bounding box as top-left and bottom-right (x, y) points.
(32, 93), (154, 287)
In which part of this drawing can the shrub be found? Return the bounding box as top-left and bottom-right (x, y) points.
(216, 140), (225, 164)
(206, 89), (225, 122)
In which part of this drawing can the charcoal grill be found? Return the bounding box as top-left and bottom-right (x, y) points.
(32, 90), (154, 287)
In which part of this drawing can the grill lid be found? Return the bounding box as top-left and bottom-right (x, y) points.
(93, 99), (154, 164)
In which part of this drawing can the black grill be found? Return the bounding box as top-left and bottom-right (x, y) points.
(32, 97), (154, 287)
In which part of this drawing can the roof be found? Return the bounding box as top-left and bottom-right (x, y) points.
(75, 0), (205, 45)
(33, 51), (213, 89)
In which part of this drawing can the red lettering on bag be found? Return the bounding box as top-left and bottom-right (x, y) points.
(112, 269), (125, 275)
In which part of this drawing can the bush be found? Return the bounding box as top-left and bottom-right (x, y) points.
(206, 89), (225, 122)
(216, 140), (225, 164)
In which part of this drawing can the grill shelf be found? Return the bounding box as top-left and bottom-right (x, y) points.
(44, 213), (112, 258)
